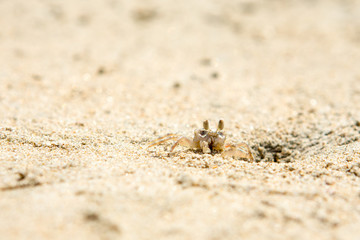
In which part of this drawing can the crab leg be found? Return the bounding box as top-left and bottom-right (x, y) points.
(170, 137), (195, 152)
(147, 134), (179, 148)
(222, 142), (254, 161)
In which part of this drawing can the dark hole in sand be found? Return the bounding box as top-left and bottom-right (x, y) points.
(248, 115), (360, 163)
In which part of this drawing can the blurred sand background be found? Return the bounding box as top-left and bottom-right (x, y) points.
(1, 0), (360, 239)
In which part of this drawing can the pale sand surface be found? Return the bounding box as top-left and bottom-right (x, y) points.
(1, 0), (360, 239)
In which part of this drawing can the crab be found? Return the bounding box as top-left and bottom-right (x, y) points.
(147, 120), (253, 161)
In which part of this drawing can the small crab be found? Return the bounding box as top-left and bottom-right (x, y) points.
(148, 120), (253, 161)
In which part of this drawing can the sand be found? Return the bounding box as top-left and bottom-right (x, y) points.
(1, 0), (360, 239)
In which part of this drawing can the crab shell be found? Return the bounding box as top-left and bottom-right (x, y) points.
(193, 125), (226, 152)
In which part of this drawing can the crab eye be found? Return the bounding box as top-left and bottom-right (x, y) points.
(217, 132), (225, 138)
(199, 130), (208, 136)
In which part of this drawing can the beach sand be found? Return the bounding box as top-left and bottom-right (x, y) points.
(1, 0), (360, 239)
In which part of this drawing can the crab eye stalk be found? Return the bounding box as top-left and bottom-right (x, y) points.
(217, 119), (224, 131)
(203, 120), (209, 130)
